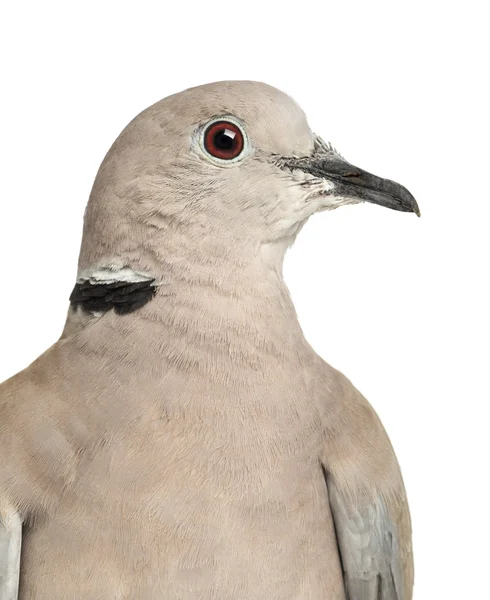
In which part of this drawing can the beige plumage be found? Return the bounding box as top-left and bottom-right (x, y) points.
(0, 81), (417, 599)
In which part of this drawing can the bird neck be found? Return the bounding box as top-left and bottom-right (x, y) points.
(130, 263), (306, 376)
(135, 232), (308, 365)
(147, 242), (303, 343)
(74, 215), (308, 367)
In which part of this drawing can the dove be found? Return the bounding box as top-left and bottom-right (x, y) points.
(0, 81), (418, 599)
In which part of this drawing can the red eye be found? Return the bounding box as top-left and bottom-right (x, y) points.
(203, 120), (245, 160)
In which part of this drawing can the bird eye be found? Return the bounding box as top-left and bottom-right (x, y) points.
(202, 119), (246, 162)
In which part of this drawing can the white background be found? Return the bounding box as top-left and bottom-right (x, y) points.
(1, 2), (488, 598)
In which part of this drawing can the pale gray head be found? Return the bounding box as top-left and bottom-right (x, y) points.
(76, 81), (419, 291)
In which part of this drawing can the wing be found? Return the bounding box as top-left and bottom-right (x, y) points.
(326, 473), (412, 600)
(320, 370), (413, 600)
(0, 507), (21, 600)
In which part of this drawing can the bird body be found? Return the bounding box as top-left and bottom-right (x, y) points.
(1, 81), (416, 599)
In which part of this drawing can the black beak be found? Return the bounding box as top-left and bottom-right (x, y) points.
(281, 146), (420, 216)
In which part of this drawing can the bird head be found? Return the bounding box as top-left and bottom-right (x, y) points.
(77, 81), (419, 283)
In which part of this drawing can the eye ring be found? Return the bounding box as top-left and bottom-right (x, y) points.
(200, 117), (248, 164)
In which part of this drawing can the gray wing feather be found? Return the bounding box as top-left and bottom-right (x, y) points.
(328, 479), (404, 600)
(0, 508), (21, 600)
